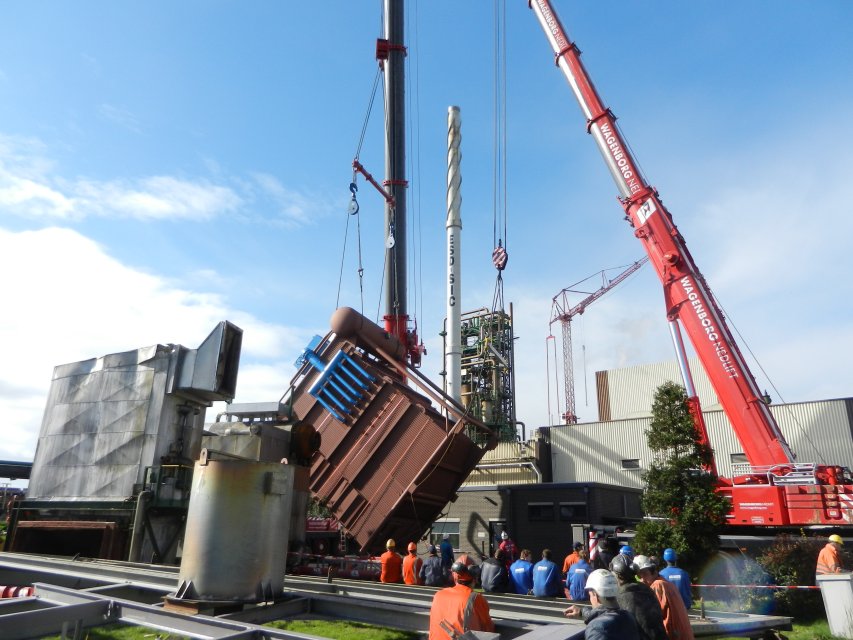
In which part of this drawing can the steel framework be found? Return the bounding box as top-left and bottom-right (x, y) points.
(550, 258), (648, 424)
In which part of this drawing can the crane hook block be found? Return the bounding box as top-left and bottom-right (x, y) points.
(348, 183), (359, 216)
(492, 246), (508, 271)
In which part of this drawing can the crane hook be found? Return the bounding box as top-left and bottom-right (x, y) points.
(348, 182), (359, 215)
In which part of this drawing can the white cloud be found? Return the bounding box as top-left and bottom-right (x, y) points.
(0, 173), (74, 217)
(0, 135), (335, 224)
(73, 175), (242, 220)
(0, 226), (310, 463)
(98, 103), (143, 134)
(252, 172), (333, 227)
(0, 136), (242, 221)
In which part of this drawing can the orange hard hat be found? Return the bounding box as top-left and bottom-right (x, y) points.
(407, 542), (417, 552)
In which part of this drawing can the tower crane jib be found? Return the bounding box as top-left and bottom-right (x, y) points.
(549, 257), (649, 424)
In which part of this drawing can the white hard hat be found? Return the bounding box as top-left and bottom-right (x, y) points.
(442, 533), (450, 540)
(501, 531), (509, 540)
(632, 554), (656, 572)
(585, 569), (618, 598)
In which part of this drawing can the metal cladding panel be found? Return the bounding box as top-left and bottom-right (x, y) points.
(462, 440), (540, 487)
(550, 398), (853, 487)
(29, 347), (191, 500)
(293, 332), (488, 555)
(596, 357), (721, 421)
(550, 418), (650, 489)
(478, 440), (534, 462)
(703, 398), (853, 479)
(462, 466), (539, 487)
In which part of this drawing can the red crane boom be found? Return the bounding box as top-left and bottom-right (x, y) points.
(528, 0), (853, 527)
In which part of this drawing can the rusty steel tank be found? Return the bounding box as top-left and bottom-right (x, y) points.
(173, 450), (295, 603)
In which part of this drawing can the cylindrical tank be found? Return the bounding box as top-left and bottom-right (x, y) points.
(176, 456), (294, 602)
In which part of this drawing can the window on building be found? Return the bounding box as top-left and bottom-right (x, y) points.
(430, 519), (460, 550)
(621, 459), (641, 470)
(559, 502), (588, 521)
(528, 502), (555, 521)
(730, 453), (748, 464)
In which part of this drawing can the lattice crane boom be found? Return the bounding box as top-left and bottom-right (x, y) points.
(549, 257), (648, 424)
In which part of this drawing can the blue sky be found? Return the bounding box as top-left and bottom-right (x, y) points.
(1, 1), (852, 474)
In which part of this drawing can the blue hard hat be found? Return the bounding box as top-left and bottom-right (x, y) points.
(663, 548), (677, 562)
(620, 545), (634, 557)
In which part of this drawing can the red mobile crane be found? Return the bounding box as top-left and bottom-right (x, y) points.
(528, 0), (852, 528)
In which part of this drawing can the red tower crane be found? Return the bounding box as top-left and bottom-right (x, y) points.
(549, 258), (648, 424)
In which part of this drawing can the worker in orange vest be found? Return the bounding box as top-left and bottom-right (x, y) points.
(817, 534), (845, 575)
(634, 555), (694, 640)
(429, 556), (495, 639)
(562, 541), (584, 577)
(403, 541), (424, 585)
(380, 538), (403, 583)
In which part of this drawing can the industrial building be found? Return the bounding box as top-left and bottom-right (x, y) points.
(436, 357), (853, 560)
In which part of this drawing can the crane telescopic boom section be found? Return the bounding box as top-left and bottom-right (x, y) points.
(379, 0), (424, 368)
(527, 0), (794, 470)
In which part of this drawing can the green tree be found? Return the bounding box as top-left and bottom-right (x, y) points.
(633, 381), (729, 577)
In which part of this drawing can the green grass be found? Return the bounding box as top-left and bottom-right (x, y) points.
(265, 620), (419, 640)
(37, 620), (419, 640)
(32, 610), (839, 640)
(38, 624), (187, 640)
(718, 618), (844, 640)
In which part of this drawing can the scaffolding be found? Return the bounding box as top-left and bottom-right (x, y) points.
(451, 307), (517, 443)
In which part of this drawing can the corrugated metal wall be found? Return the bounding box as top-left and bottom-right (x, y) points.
(551, 398), (853, 489)
(550, 417), (652, 488)
(461, 440), (539, 487)
(28, 346), (207, 500)
(596, 357), (721, 420)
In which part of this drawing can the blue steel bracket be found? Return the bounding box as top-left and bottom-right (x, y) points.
(299, 338), (376, 423)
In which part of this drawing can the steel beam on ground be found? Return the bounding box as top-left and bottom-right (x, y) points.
(22, 583), (317, 640)
(0, 600), (112, 640)
(0, 553), (793, 639)
(284, 575), (571, 626)
(0, 551), (177, 591)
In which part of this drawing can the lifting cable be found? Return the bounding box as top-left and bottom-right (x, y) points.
(337, 67), (383, 316)
(714, 292), (824, 465)
(491, 0), (509, 316)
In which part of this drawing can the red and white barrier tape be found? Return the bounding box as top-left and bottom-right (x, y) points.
(693, 584), (820, 590)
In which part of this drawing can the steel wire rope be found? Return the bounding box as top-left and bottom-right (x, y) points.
(712, 292), (824, 465)
(412, 411), (463, 544)
(337, 67), (383, 315)
(490, 0), (509, 316)
(500, 0), (508, 252)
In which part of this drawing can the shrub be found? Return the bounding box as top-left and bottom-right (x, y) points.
(755, 534), (824, 617)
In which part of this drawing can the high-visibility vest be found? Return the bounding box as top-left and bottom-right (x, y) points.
(403, 553), (424, 585)
(380, 550), (403, 583)
(428, 583), (494, 639)
(817, 543), (843, 575)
